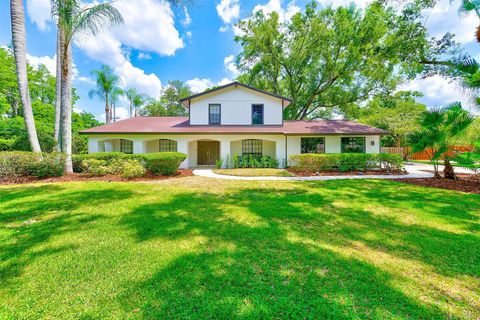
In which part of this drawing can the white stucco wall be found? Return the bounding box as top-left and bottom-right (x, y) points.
(87, 134), (380, 169)
(189, 86), (283, 125)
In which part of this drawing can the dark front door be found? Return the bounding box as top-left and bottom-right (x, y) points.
(197, 141), (220, 165)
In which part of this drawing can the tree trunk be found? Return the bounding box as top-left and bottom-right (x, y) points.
(130, 102), (132, 118)
(443, 159), (457, 180)
(61, 41), (73, 173)
(10, 0), (41, 153)
(113, 102), (116, 122)
(53, 27), (63, 151)
(105, 97), (110, 124)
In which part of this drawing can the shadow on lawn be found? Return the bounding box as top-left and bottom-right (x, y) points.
(119, 180), (480, 319)
(0, 183), (134, 283)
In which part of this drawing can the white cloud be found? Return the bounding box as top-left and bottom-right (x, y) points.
(252, 0), (300, 23)
(26, 54), (56, 74)
(234, 0), (300, 36)
(77, 76), (95, 85)
(219, 26), (229, 32)
(423, 0), (478, 44)
(185, 31), (192, 38)
(218, 78), (232, 86)
(96, 106), (130, 123)
(401, 75), (477, 113)
(186, 78), (214, 93)
(217, 0), (240, 24)
(137, 52), (152, 60)
(26, 0), (51, 31)
(224, 54), (239, 75)
(182, 6), (192, 26)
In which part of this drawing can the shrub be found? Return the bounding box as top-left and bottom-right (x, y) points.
(31, 153), (65, 178)
(289, 153), (404, 172)
(138, 152), (186, 175)
(121, 160), (146, 179)
(235, 155), (278, 168)
(73, 152), (128, 173)
(0, 151), (39, 180)
(0, 139), (14, 151)
(81, 159), (115, 176)
(215, 159), (223, 169)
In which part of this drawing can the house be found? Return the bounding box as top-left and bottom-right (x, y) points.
(81, 81), (388, 168)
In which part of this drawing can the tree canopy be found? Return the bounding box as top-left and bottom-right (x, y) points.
(234, 1), (455, 120)
(141, 80), (191, 117)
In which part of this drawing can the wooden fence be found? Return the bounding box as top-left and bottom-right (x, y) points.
(381, 146), (472, 160)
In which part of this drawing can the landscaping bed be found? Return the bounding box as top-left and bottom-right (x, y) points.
(395, 174), (480, 194)
(0, 169), (193, 185)
(213, 168), (294, 177)
(288, 168), (407, 176)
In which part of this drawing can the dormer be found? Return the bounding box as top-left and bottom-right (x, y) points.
(180, 82), (292, 126)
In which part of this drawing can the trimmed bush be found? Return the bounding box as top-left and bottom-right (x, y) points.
(121, 160), (146, 179)
(0, 151), (39, 180)
(31, 153), (65, 178)
(289, 153), (404, 172)
(138, 152), (186, 176)
(72, 152), (128, 173)
(0, 139), (14, 151)
(81, 159), (115, 176)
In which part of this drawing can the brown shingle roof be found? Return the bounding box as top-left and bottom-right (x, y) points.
(80, 117), (389, 135)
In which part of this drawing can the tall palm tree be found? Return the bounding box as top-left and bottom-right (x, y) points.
(408, 102), (474, 179)
(133, 93), (152, 117)
(10, 0), (41, 153)
(110, 87), (124, 122)
(53, 26), (63, 151)
(125, 88), (138, 118)
(51, 0), (123, 172)
(89, 65), (119, 124)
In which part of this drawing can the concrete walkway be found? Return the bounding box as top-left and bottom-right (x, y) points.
(192, 164), (438, 181)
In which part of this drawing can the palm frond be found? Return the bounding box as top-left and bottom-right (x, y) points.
(420, 108), (446, 129)
(455, 58), (479, 75)
(71, 3), (123, 42)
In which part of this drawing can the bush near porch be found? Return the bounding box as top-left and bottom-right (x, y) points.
(289, 153), (404, 172)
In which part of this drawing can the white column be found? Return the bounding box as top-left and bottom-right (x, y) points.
(177, 139), (188, 169)
(276, 137), (286, 168)
(133, 140), (146, 154)
(220, 139), (230, 168)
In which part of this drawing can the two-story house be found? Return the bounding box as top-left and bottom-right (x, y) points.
(81, 82), (388, 168)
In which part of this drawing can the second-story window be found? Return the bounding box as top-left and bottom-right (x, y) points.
(209, 104), (221, 125)
(252, 104), (264, 125)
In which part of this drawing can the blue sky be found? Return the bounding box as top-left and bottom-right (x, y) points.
(0, 0), (479, 120)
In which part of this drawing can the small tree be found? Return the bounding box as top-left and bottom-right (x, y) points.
(454, 139), (480, 183)
(408, 102), (474, 179)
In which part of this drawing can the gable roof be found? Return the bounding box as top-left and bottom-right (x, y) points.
(180, 81), (292, 106)
(80, 117), (389, 135)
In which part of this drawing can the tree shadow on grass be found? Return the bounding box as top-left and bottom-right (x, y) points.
(0, 183), (134, 283)
(118, 181), (479, 318)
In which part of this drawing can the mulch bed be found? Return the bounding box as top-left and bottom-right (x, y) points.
(287, 169), (407, 177)
(394, 174), (480, 194)
(0, 169), (194, 185)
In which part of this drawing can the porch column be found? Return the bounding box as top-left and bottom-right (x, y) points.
(276, 137), (286, 168)
(133, 140), (146, 154)
(177, 139), (188, 169)
(220, 139), (230, 168)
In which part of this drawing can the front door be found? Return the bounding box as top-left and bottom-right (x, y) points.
(197, 141), (220, 165)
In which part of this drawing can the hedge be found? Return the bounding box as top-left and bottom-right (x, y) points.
(0, 152), (65, 180)
(73, 152), (186, 176)
(137, 152), (187, 175)
(289, 153), (404, 172)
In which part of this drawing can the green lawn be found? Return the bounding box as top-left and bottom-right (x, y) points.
(0, 177), (479, 319)
(213, 168), (294, 177)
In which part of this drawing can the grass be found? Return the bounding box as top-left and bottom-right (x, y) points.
(213, 168), (294, 177)
(0, 177), (479, 319)
(410, 160), (464, 167)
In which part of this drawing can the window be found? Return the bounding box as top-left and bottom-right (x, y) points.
(209, 104), (221, 125)
(159, 139), (177, 152)
(301, 137), (325, 154)
(242, 139), (262, 158)
(120, 139), (133, 154)
(341, 137), (366, 153)
(252, 104), (264, 125)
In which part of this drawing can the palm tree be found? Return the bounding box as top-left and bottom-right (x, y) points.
(89, 65), (119, 124)
(459, 0), (480, 43)
(51, 0), (123, 172)
(10, 0), (42, 153)
(53, 26), (63, 151)
(125, 88), (138, 118)
(408, 102), (474, 179)
(110, 87), (124, 122)
(133, 93), (152, 117)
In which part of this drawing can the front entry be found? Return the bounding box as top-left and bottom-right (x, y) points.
(197, 141), (220, 165)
